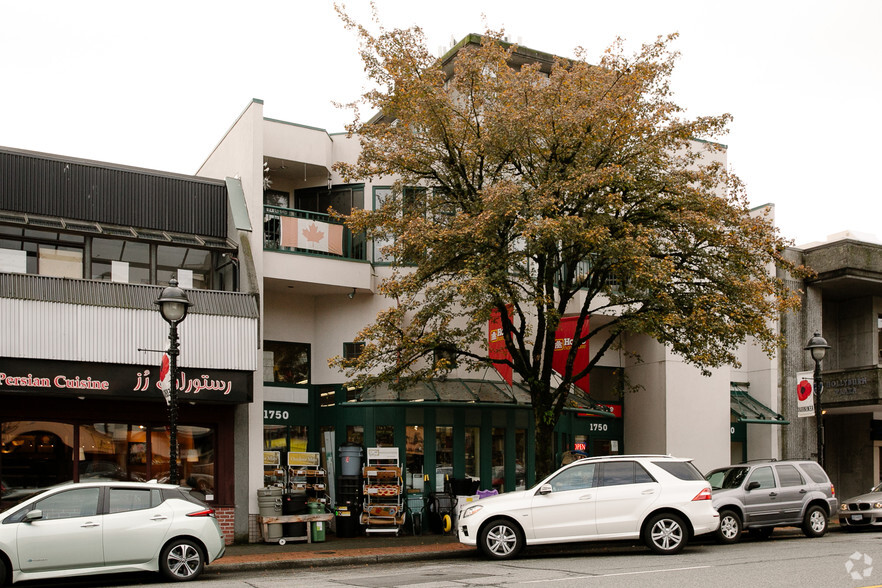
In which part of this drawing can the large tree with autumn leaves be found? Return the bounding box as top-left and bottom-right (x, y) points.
(332, 10), (808, 478)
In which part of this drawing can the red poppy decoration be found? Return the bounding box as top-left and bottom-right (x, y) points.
(797, 379), (812, 402)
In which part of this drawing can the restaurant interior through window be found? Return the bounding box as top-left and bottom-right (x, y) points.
(1, 420), (216, 511)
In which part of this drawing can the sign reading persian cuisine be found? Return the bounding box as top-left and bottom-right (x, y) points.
(0, 358), (251, 403)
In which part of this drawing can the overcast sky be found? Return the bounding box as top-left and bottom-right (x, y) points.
(1, 1), (879, 246)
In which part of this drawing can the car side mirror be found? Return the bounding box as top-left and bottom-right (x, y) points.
(538, 484), (553, 495)
(23, 509), (43, 523)
(746, 481), (760, 491)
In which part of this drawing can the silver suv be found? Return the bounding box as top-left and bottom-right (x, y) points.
(705, 460), (837, 543)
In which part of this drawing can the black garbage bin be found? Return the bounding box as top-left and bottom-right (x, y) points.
(282, 491), (307, 537)
(335, 500), (361, 538)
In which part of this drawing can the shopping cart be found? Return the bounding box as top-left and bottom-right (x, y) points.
(405, 493), (425, 536)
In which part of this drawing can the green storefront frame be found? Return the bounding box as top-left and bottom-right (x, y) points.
(262, 384), (623, 497)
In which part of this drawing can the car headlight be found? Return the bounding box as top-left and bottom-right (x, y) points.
(875, 502), (882, 509)
(461, 504), (484, 519)
(841, 504), (849, 511)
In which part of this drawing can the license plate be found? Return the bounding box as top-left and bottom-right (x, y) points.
(851, 514), (864, 521)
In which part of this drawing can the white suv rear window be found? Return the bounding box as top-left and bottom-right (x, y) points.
(653, 461), (704, 481)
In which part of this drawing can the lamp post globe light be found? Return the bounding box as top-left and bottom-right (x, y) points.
(804, 332), (831, 468)
(155, 279), (191, 485)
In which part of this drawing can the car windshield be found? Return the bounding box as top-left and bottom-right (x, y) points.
(706, 467), (749, 490)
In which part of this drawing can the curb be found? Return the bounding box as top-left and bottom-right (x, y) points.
(209, 547), (472, 573)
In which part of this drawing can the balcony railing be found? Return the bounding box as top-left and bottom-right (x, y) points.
(263, 206), (366, 261)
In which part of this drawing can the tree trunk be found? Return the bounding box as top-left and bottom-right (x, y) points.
(534, 418), (557, 481)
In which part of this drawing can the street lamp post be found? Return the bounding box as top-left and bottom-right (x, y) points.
(155, 279), (191, 486)
(804, 332), (831, 468)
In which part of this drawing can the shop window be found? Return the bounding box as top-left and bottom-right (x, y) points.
(79, 423), (142, 483)
(157, 245), (211, 290)
(347, 425), (364, 445)
(0, 421), (75, 506)
(148, 425), (216, 497)
(515, 429), (526, 490)
(406, 426), (424, 491)
(262, 424), (308, 488)
(435, 426), (453, 491)
(592, 437), (616, 457)
(38, 245), (83, 278)
(91, 238), (150, 284)
(1, 420), (216, 507)
(263, 425), (287, 487)
(491, 428), (505, 493)
(376, 425), (394, 447)
(464, 427), (480, 481)
(263, 341), (310, 385)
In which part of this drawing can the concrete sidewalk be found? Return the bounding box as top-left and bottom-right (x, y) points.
(209, 532), (473, 573)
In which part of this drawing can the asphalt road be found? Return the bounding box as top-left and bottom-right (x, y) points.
(20, 528), (882, 588)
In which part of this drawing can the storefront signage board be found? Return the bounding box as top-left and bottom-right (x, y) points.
(0, 357), (251, 403)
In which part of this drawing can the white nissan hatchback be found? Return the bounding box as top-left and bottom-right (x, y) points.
(0, 481), (225, 585)
(458, 455), (719, 558)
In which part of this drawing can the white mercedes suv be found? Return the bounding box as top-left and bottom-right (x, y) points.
(458, 454), (719, 558)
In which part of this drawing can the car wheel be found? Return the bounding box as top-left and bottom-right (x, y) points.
(159, 538), (205, 581)
(716, 509), (742, 544)
(802, 505), (828, 538)
(644, 513), (688, 555)
(479, 518), (524, 560)
(0, 557), (6, 587)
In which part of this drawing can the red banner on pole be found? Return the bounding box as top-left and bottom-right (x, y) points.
(552, 316), (590, 394)
(488, 306), (513, 385)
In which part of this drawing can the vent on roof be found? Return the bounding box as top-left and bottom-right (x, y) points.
(0, 212), (27, 223)
(64, 221), (101, 233)
(28, 216), (65, 229)
(136, 229), (171, 241)
(167, 234), (203, 246)
(200, 236), (234, 248)
(101, 226), (137, 237)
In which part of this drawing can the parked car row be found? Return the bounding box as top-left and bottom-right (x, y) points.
(0, 454), (869, 585)
(457, 454), (846, 560)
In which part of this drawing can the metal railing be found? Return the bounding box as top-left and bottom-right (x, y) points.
(263, 206), (366, 261)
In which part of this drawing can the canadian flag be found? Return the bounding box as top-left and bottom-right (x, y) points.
(159, 351), (172, 405)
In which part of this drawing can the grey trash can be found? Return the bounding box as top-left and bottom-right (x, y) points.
(339, 444), (363, 477)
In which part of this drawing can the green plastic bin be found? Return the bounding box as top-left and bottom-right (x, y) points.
(308, 501), (326, 542)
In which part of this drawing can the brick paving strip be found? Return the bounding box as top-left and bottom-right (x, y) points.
(212, 540), (473, 567)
